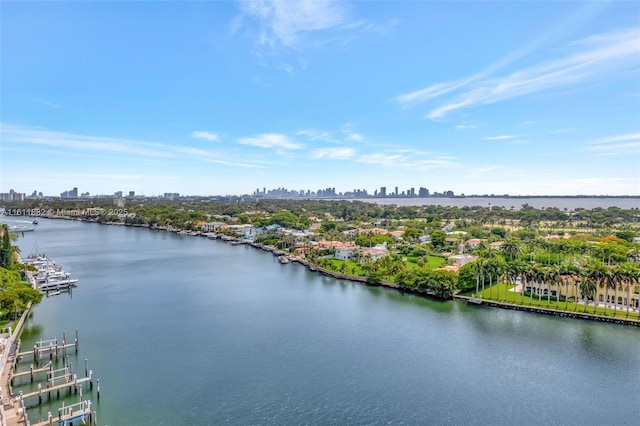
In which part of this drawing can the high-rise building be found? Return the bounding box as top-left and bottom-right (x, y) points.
(0, 189), (25, 201)
(380, 187), (386, 197)
(60, 187), (79, 198)
(129, 191), (135, 198)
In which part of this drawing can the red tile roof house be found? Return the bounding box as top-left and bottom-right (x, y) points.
(335, 243), (357, 260)
(490, 241), (504, 249)
(466, 238), (482, 249)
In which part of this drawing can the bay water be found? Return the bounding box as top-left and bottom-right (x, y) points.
(9, 219), (640, 425)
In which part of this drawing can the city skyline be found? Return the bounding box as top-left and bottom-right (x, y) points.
(1, 1), (639, 196)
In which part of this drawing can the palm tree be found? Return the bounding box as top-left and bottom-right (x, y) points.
(610, 265), (621, 317)
(523, 260), (538, 306)
(545, 265), (560, 307)
(481, 250), (499, 300)
(501, 237), (523, 261)
(493, 257), (507, 301)
(589, 260), (608, 315)
(580, 269), (598, 314)
(617, 263), (639, 318)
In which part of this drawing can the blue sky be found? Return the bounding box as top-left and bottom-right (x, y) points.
(1, 0), (639, 196)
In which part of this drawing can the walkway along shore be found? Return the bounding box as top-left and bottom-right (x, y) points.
(38, 216), (640, 328)
(0, 255), (99, 425)
(453, 295), (640, 327)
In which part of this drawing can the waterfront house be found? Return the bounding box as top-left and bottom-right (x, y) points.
(523, 277), (640, 311)
(335, 243), (356, 260)
(466, 238), (482, 249)
(201, 221), (227, 232)
(360, 244), (389, 261)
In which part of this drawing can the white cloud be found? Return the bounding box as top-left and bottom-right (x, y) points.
(310, 147), (356, 160)
(296, 129), (333, 142)
(238, 0), (351, 48)
(191, 131), (220, 142)
(456, 124), (479, 129)
(586, 132), (640, 156)
(341, 124), (364, 142)
(483, 135), (521, 141)
(357, 152), (461, 170)
(237, 133), (303, 149)
(36, 99), (61, 109)
(347, 132), (364, 142)
(0, 123), (173, 158)
(177, 147), (267, 168)
(397, 28), (640, 119)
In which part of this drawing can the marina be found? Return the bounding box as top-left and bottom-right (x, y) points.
(2, 329), (99, 426)
(22, 254), (79, 295)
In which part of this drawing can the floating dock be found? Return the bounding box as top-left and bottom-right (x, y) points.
(2, 330), (100, 426)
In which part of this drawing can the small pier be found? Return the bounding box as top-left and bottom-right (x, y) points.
(17, 331), (79, 363)
(19, 371), (96, 404)
(30, 400), (95, 426)
(3, 330), (100, 426)
(11, 361), (52, 384)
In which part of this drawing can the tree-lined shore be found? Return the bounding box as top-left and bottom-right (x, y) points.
(0, 225), (42, 328)
(2, 198), (639, 321)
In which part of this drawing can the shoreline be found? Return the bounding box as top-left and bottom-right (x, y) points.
(453, 295), (640, 327)
(0, 302), (32, 425)
(20, 215), (640, 327)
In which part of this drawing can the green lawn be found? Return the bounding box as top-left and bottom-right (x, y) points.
(473, 283), (640, 320)
(405, 255), (446, 270)
(326, 259), (364, 275)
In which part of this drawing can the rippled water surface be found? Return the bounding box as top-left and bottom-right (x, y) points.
(8, 219), (640, 425)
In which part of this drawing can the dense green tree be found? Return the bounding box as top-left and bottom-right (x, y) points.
(429, 230), (447, 249)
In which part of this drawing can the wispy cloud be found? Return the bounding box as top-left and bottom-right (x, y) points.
(176, 147), (266, 169)
(341, 124), (364, 142)
(296, 129), (333, 142)
(357, 152), (461, 170)
(191, 131), (220, 142)
(586, 132), (640, 156)
(397, 28), (640, 119)
(36, 99), (61, 109)
(456, 124), (479, 129)
(0, 123), (173, 158)
(483, 135), (521, 141)
(238, 0), (354, 49)
(237, 133), (303, 149)
(310, 147), (356, 160)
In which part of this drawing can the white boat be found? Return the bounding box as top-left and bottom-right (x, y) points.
(8, 224), (35, 232)
(39, 279), (78, 291)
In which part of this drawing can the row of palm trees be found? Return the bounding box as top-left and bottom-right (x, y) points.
(474, 245), (640, 318)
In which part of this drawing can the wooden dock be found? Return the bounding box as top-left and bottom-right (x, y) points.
(11, 361), (52, 385)
(20, 374), (93, 403)
(17, 331), (78, 363)
(3, 330), (102, 426)
(29, 400), (95, 426)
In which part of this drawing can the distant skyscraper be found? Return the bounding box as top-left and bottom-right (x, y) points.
(129, 191), (135, 198)
(380, 187), (386, 197)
